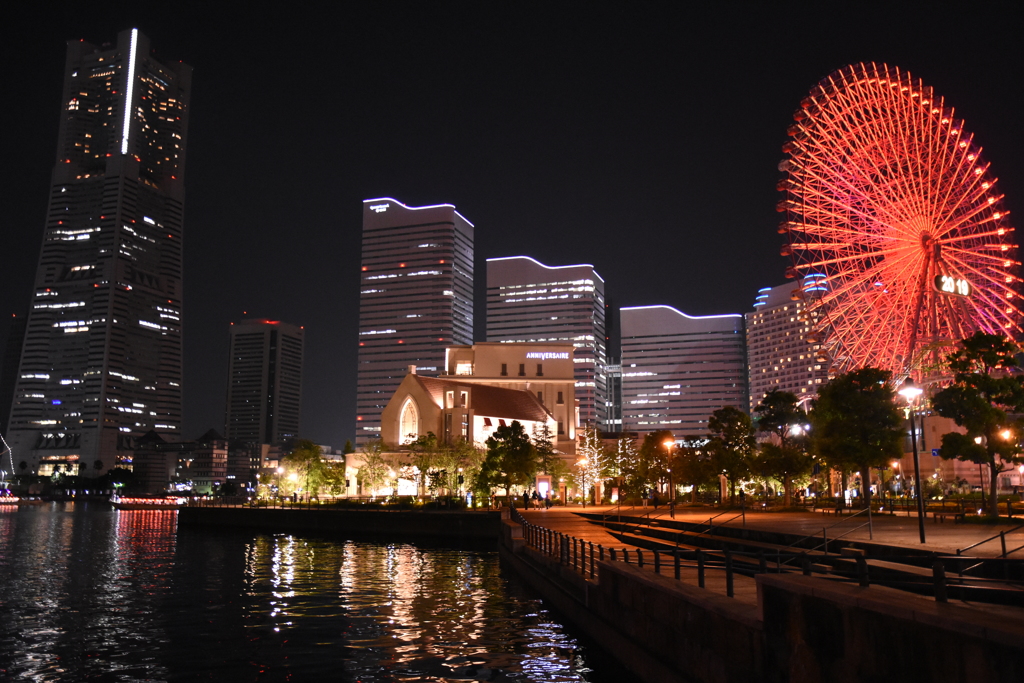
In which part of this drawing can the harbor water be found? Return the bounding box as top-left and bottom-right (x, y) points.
(0, 503), (640, 682)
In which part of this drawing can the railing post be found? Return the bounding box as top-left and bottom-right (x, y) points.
(802, 553), (811, 576)
(624, 548), (629, 563)
(589, 542), (595, 579)
(697, 550), (705, 588)
(654, 550), (661, 574)
(611, 548), (617, 562)
(637, 549), (644, 567)
(856, 556), (869, 587)
(759, 551), (767, 574)
(599, 545), (605, 562)
(1001, 531), (1007, 558)
(932, 560), (948, 603)
(823, 528), (828, 556)
(674, 548), (681, 580)
(725, 551), (734, 597)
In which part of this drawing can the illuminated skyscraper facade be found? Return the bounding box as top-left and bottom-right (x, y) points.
(486, 256), (606, 428)
(225, 319), (304, 445)
(745, 279), (829, 412)
(356, 198), (474, 444)
(6, 29), (191, 476)
(620, 306), (746, 437)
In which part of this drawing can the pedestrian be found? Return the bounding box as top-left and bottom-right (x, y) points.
(652, 492), (660, 510)
(532, 490), (540, 505)
(545, 492), (552, 509)
(642, 488), (648, 508)
(523, 490), (530, 510)
(668, 499), (675, 519)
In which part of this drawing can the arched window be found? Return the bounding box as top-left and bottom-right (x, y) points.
(399, 398), (419, 445)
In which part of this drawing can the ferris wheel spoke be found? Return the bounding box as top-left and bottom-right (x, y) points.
(782, 62), (1019, 377)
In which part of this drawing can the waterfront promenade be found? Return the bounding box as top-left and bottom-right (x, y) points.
(519, 503), (1024, 558)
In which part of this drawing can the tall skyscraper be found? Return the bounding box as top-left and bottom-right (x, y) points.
(486, 256), (607, 428)
(6, 29), (191, 476)
(225, 319), (304, 445)
(620, 305), (746, 437)
(745, 278), (829, 412)
(356, 198), (474, 444)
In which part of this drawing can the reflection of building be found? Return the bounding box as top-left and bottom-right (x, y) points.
(487, 257), (606, 427)
(6, 29), (191, 476)
(356, 198), (474, 445)
(620, 305), (746, 437)
(380, 367), (556, 449)
(745, 279), (828, 412)
(225, 319), (304, 445)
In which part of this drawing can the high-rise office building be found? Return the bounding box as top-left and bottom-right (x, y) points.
(356, 198), (474, 444)
(225, 319), (304, 445)
(620, 305), (746, 437)
(6, 29), (191, 476)
(486, 256), (607, 428)
(745, 278), (829, 412)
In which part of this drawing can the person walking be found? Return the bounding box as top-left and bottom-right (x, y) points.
(545, 492), (552, 509)
(523, 490), (530, 510)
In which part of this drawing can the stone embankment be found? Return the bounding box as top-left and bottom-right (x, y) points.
(499, 509), (1024, 683)
(178, 504), (501, 540)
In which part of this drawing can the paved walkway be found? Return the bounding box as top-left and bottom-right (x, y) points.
(520, 504), (1024, 558)
(513, 504), (1024, 609)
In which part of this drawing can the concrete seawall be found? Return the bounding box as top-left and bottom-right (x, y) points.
(499, 517), (1024, 682)
(178, 506), (501, 541)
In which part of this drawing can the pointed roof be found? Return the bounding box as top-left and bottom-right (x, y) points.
(196, 428), (226, 443)
(411, 375), (553, 423)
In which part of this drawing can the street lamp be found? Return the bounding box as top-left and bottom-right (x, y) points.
(663, 439), (674, 501)
(898, 377), (926, 543)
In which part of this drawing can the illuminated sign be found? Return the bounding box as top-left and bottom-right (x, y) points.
(933, 274), (971, 298)
(369, 204), (389, 213)
(525, 352), (569, 360)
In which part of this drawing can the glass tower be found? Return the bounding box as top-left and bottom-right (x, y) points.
(620, 305), (746, 437)
(356, 198), (474, 445)
(486, 256), (607, 428)
(6, 29), (191, 476)
(225, 319), (304, 445)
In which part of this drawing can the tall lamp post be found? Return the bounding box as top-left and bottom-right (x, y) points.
(663, 439), (675, 501)
(898, 378), (926, 543)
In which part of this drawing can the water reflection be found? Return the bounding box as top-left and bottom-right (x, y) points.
(1, 505), (638, 682)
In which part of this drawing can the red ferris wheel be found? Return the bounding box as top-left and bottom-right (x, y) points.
(779, 62), (1021, 379)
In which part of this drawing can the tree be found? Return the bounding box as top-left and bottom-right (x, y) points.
(357, 439), (392, 497)
(809, 368), (903, 508)
(707, 406), (756, 503)
(481, 421), (538, 502)
(672, 438), (718, 503)
(574, 425), (607, 505)
(282, 440), (328, 498)
(753, 390), (812, 506)
(931, 332), (1024, 517)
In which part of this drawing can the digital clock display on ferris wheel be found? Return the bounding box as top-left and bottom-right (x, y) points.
(934, 274), (971, 298)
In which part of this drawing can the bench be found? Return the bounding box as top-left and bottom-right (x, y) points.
(931, 510), (963, 523)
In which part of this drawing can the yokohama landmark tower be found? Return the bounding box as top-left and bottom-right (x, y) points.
(6, 29), (191, 476)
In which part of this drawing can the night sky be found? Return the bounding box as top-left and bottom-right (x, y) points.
(4, 3), (1023, 448)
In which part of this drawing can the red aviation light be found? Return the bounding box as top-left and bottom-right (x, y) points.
(361, 266), (367, 271)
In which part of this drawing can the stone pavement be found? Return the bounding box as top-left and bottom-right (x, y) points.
(514, 503), (1024, 609)
(520, 503), (1024, 558)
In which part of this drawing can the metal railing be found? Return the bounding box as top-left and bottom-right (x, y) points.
(956, 523), (1024, 577)
(516, 511), (1024, 604)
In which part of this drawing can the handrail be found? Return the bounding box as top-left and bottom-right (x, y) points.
(508, 512), (1024, 606)
(956, 523), (1024, 556)
(695, 511), (744, 537)
(785, 506), (870, 550)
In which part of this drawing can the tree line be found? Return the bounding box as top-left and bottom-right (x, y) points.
(268, 332), (1024, 517)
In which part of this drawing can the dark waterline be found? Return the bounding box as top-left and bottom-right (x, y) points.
(0, 503), (640, 682)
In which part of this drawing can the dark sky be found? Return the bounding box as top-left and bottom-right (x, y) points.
(3, 2), (1023, 448)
